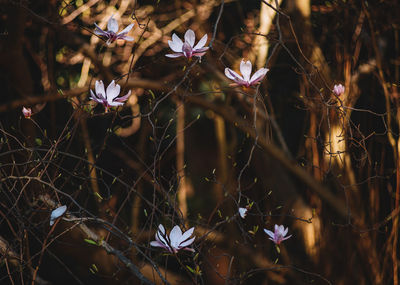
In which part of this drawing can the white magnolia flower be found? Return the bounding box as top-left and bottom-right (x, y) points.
(150, 224), (195, 253)
(22, 107), (32, 118)
(50, 205), (67, 226)
(166, 29), (209, 59)
(90, 80), (131, 112)
(264, 224), (292, 245)
(333, 84), (345, 96)
(94, 15), (134, 45)
(225, 59), (269, 88)
(238, 207), (248, 219)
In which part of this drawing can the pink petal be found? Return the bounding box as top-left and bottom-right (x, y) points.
(94, 23), (108, 36)
(180, 227), (195, 242)
(169, 34), (183, 52)
(264, 229), (275, 239)
(107, 16), (119, 33)
(106, 80), (121, 102)
(95, 80), (106, 98)
(156, 225), (168, 245)
(192, 52), (207, 58)
(184, 29), (195, 47)
(193, 33), (208, 50)
(240, 60), (252, 82)
(114, 90), (131, 103)
(179, 236), (195, 248)
(22, 107), (32, 118)
(282, 234), (292, 241)
(249, 68), (268, 85)
(169, 225), (183, 248)
(165, 53), (183, 58)
(183, 247), (195, 252)
(150, 241), (165, 248)
(182, 42), (192, 58)
(225, 68), (247, 86)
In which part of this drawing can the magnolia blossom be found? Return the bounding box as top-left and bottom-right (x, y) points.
(22, 107), (32, 118)
(238, 207), (248, 219)
(333, 84), (345, 96)
(90, 80), (131, 112)
(94, 15), (134, 45)
(166, 29), (208, 59)
(50, 205), (67, 226)
(150, 224), (195, 253)
(225, 59), (269, 88)
(264, 224), (292, 245)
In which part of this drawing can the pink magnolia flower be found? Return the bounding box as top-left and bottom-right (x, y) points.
(333, 84), (345, 96)
(264, 224), (292, 245)
(150, 224), (195, 253)
(166, 29), (208, 59)
(22, 107), (32, 118)
(225, 59), (269, 88)
(90, 80), (131, 112)
(50, 205), (67, 226)
(94, 15), (134, 45)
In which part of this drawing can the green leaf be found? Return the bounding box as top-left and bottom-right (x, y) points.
(84, 239), (97, 245)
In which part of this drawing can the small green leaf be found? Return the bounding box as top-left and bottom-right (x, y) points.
(186, 265), (195, 274)
(94, 192), (103, 201)
(84, 239), (97, 245)
(35, 138), (42, 146)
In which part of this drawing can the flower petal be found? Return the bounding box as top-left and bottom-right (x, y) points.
(106, 80), (121, 102)
(225, 68), (242, 81)
(166, 53), (183, 58)
(264, 229), (275, 239)
(193, 33), (208, 50)
(156, 224), (168, 245)
(225, 68), (247, 85)
(169, 34), (183, 52)
(180, 227), (195, 242)
(179, 236), (195, 248)
(114, 90), (131, 103)
(94, 23), (108, 36)
(50, 205), (67, 226)
(22, 107), (32, 118)
(282, 234), (292, 241)
(249, 68), (268, 85)
(107, 16), (119, 33)
(182, 42), (193, 58)
(95, 80), (106, 98)
(240, 60), (252, 82)
(169, 225), (183, 248)
(238, 208), (248, 218)
(150, 241), (165, 248)
(184, 29), (195, 47)
(90, 89), (102, 103)
(118, 23), (134, 35)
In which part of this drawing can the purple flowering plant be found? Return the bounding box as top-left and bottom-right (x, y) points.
(90, 80), (131, 112)
(264, 224), (292, 245)
(94, 15), (134, 45)
(150, 224), (195, 253)
(225, 59), (269, 88)
(166, 29), (209, 60)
